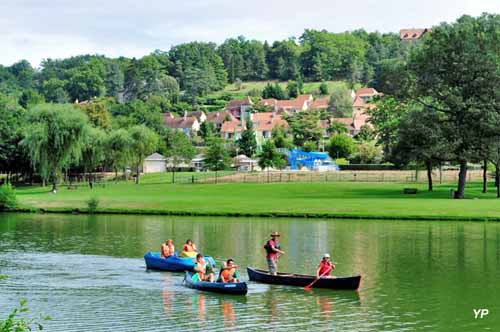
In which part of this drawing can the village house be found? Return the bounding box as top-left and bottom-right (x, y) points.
(185, 110), (206, 124)
(163, 112), (200, 137)
(399, 28), (431, 43)
(143, 153), (167, 173)
(205, 110), (236, 131)
(220, 112), (288, 142)
(224, 96), (253, 119)
(260, 94), (313, 114)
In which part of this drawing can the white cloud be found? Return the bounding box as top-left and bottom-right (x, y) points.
(0, 0), (498, 67)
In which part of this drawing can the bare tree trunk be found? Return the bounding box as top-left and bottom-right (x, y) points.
(455, 160), (467, 199)
(426, 160), (433, 192)
(482, 159), (488, 193)
(136, 166), (140, 184)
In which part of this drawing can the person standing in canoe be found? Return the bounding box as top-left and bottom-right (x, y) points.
(316, 253), (335, 278)
(194, 253), (215, 282)
(161, 239), (175, 258)
(265, 231), (285, 275)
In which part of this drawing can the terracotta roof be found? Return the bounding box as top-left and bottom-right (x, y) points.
(164, 113), (198, 129)
(353, 110), (371, 130)
(353, 96), (366, 107)
(332, 117), (354, 126)
(310, 97), (329, 109)
(220, 118), (243, 133)
(226, 99), (245, 110)
(253, 112), (288, 132)
(355, 88), (379, 97)
(399, 28), (431, 40)
(206, 110), (235, 124)
(186, 111), (205, 120)
(221, 112), (288, 134)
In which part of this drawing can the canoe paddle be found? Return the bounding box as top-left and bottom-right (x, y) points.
(304, 266), (333, 290)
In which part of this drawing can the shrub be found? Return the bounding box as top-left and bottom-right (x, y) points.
(0, 298), (50, 332)
(86, 197), (99, 213)
(0, 184), (17, 211)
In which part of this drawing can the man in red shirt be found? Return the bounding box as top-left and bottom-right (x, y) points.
(316, 253), (335, 277)
(265, 231), (285, 275)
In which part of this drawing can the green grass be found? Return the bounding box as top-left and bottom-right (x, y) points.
(207, 81), (348, 100)
(13, 180), (500, 221)
(137, 171), (236, 184)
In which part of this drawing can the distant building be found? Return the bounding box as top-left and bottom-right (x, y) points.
(233, 154), (258, 171)
(400, 28), (431, 42)
(205, 110), (236, 131)
(260, 94), (313, 114)
(163, 112), (200, 137)
(224, 96), (253, 119)
(143, 153), (167, 173)
(220, 112), (288, 142)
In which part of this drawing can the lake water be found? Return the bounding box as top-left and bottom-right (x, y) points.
(0, 213), (499, 331)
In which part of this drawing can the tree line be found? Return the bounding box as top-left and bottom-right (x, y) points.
(0, 29), (409, 105)
(369, 13), (500, 199)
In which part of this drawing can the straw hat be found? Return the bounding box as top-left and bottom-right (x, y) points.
(270, 231), (280, 237)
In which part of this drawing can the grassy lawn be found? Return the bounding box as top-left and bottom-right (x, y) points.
(13, 180), (500, 220)
(138, 171), (236, 184)
(207, 81), (347, 100)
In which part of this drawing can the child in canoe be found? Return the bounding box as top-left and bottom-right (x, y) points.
(194, 253), (215, 282)
(219, 259), (240, 283)
(316, 253), (335, 278)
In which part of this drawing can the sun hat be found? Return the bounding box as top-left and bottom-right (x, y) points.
(323, 253), (330, 258)
(270, 231), (280, 237)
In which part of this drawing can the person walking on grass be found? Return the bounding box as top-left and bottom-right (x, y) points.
(264, 231), (285, 275)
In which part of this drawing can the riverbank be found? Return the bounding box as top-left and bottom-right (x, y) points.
(10, 181), (500, 221)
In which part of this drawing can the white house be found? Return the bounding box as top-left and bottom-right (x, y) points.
(143, 153), (167, 173)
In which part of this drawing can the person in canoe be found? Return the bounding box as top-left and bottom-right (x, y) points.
(194, 253), (215, 282)
(180, 239), (198, 258)
(316, 253), (335, 278)
(219, 259), (240, 283)
(264, 231), (285, 275)
(161, 239), (175, 258)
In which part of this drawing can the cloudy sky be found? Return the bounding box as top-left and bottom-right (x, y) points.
(1, 0), (499, 67)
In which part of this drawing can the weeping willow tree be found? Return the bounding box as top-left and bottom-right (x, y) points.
(81, 126), (107, 188)
(22, 103), (88, 192)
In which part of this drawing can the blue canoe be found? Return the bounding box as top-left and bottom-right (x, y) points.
(183, 271), (248, 295)
(144, 252), (215, 272)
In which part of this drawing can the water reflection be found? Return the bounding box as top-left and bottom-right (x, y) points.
(1, 213), (500, 331)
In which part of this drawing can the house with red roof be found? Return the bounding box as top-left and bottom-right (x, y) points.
(220, 112), (288, 142)
(400, 28), (431, 42)
(224, 96), (253, 119)
(163, 112), (200, 137)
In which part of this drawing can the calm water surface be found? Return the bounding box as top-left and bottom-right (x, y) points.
(0, 213), (499, 331)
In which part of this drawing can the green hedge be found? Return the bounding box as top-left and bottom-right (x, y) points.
(0, 184), (17, 211)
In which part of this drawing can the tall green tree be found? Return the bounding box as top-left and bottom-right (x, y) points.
(22, 104), (89, 192)
(408, 13), (500, 198)
(258, 140), (284, 182)
(286, 111), (322, 147)
(392, 105), (450, 191)
(327, 134), (356, 159)
(165, 131), (196, 183)
(81, 127), (107, 188)
(105, 129), (132, 178)
(128, 125), (158, 184)
(237, 119), (257, 157)
(328, 86), (353, 117)
(204, 138), (231, 171)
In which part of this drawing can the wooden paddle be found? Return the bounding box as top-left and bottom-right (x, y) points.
(304, 266), (333, 290)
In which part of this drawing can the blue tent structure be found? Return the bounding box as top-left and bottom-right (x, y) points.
(287, 149), (339, 171)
